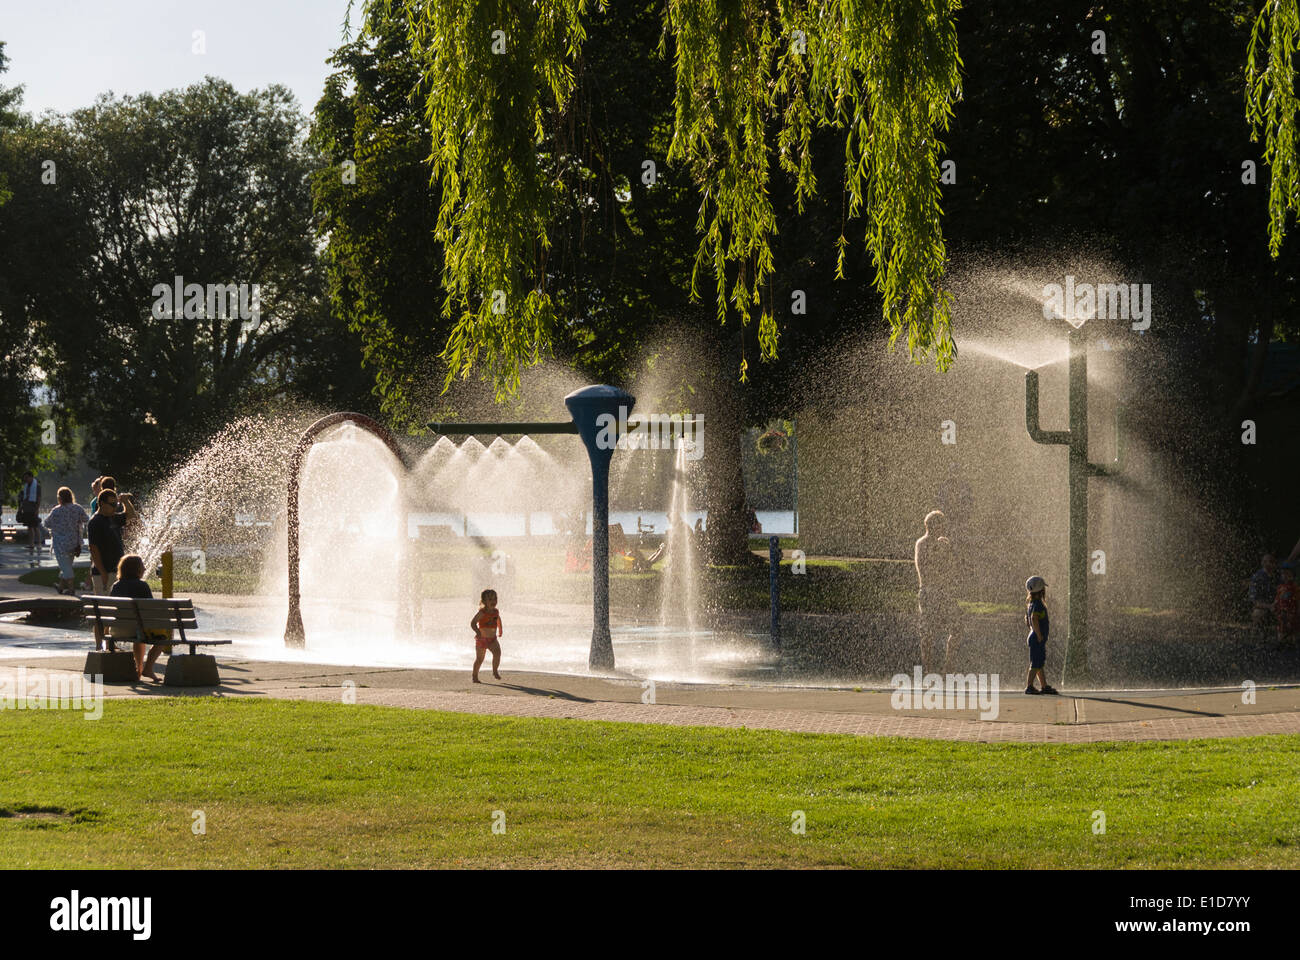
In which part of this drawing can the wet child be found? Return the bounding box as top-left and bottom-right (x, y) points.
(1275, 563), (1297, 649)
(1024, 575), (1058, 695)
(470, 588), (503, 683)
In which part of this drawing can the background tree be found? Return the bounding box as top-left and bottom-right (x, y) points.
(377, 0), (961, 395)
(941, 0), (1299, 550)
(311, 6), (448, 429)
(1247, 0), (1300, 255)
(0, 41), (54, 496)
(321, 1), (892, 561)
(0, 78), (374, 483)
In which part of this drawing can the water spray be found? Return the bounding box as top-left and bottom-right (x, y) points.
(284, 412), (412, 649)
(1024, 326), (1120, 684)
(425, 385), (635, 671)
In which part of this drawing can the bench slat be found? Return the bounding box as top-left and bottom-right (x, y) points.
(83, 596), (203, 637)
(137, 615), (198, 626)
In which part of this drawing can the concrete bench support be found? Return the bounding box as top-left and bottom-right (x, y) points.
(164, 654), (220, 687)
(83, 651), (137, 683)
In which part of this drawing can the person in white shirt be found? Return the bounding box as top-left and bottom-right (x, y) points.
(43, 487), (89, 594)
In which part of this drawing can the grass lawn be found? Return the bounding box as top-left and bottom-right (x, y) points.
(1, 698), (1296, 868)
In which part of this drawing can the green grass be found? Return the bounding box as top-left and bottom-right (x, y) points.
(958, 600), (1022, 616)
(0, 698), (1296, 868)
(18, 566), (90, 589)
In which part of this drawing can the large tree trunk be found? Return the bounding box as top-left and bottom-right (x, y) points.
(702, 400), (754, 564)
(697, 373), (757, 566)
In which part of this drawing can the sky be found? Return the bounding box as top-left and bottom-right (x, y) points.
(2, 0), (356, 117)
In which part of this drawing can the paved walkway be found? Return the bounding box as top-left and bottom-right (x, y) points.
(4, 550), (1299, 743)
(3, 654), (1298, 743)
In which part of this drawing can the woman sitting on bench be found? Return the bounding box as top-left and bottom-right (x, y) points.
(110, 555), (171, 683)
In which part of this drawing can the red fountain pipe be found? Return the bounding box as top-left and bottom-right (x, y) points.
(284, 412), (410, 648)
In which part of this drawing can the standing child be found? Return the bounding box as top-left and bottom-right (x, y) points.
(1024, 575), (1058, 695)
(1275, 563), (1298, 649)
(470, 588), (503, 683)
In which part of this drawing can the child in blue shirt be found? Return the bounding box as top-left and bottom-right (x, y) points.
(1024, 576), (1058, 695)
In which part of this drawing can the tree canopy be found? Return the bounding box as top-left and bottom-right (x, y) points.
(0, 78), (373, 479)
(1248, 0), (1300, 257)
(375, 0), (962, 396)
(0, 40), (50, 493)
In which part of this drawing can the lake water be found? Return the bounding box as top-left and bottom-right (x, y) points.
(3, 509), (798, 540)
(407, 509), (797, 538)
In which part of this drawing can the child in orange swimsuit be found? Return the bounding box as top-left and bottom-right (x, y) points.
(470, 588), (503, 683)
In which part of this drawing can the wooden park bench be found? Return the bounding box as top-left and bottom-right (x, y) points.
(82, 596), (230, 686)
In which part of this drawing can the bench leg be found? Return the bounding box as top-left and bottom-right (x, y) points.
(163, 654), (220, 687)
(83, 651), (137, 683)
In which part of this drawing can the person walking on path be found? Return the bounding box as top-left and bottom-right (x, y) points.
(17, 471), (42, 559)
(43, 487), (89, 595)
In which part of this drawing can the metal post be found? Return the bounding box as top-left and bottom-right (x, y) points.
(161, 549), (174, 599)
(564, 385), (635, 671)
(285, 443), (305, 647)
(769, 535), (782, 647)
(285, 412), (409, 649)
(1025, 328), (1096, 683)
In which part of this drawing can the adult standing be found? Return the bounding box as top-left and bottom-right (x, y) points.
(43, 487), (90, 595)
(84, 477), (103, 591)
(90, 477), (126, 593)
(915, 509), (963, 674)
(87, 489), (134, 648)
(17, 471), (41, 557)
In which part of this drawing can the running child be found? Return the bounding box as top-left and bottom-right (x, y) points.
(470, 588), (503, 683)
(1024, 575), (1058, 695)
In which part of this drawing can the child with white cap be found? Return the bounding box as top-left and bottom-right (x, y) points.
(1024, 576), (1058, 695)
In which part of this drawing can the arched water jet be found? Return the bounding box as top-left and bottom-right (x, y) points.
(284, 412), (411, 648)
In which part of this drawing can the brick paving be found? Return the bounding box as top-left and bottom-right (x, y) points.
(255, 683), (1300, 742)
(4, 661), (1298, 743)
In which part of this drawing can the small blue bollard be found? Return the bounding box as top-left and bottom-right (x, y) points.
(769, 535), (782, 648)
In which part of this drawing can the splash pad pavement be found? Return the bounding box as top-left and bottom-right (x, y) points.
(3, 607), (1297, 744)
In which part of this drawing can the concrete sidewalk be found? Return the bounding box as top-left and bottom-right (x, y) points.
(3, 653), (1298, 743)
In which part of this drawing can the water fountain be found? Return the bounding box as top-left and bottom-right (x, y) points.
(111, 266), (1286, 690)
(285, 385), (636, 670)
(656, 440), (700, 671)
(283, 412), (412, 649)
(1024, 324), (1120, 681)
